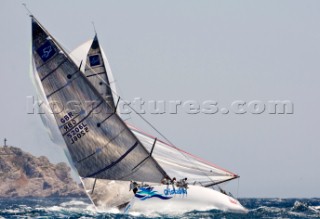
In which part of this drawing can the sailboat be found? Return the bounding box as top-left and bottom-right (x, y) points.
(30, 14), (248, 214)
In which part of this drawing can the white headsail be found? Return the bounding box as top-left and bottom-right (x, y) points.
(130, 125), (238, 187)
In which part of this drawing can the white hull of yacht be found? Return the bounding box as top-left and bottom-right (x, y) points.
(130, 185), (247, 214)
(81, 178), (247, 214)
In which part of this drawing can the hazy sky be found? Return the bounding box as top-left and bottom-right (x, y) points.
(1, 0), (319, 198)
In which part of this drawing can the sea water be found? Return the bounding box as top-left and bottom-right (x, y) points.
(0, 197), (319, 218)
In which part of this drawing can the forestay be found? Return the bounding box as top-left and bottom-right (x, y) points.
(31, 16), (168, 183)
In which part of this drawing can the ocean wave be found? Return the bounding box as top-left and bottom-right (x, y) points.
(314, 206), (320, 210)
(0, 198), (319, 218)
(59, 200), (91, 207)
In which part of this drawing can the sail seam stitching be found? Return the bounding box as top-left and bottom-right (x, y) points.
(40, 58), (68, 81)
(46, 72), (80, 98)
(86, 72), (106, 78)
(76, 127), (127, 163)
(85, 141), (139, 178)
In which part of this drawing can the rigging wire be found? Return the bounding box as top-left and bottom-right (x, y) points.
(92, 22), (97, 34)
(54, 26), (226, 186)
(237, 177), (240, 199)
(29, 13), (236, 186)
(22, 3), (32, 16)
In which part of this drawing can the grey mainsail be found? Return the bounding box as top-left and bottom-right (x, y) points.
(31, 16), (168, 183)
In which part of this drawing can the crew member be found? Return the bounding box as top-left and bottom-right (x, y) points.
(171, 177), (176, 191)
(129, 181), (139, 194)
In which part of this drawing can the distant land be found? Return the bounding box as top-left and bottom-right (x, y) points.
(0, 145), (86, 198)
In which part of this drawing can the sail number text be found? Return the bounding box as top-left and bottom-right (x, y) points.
(60, 112), (90, 144)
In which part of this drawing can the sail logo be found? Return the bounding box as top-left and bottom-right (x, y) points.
(135, 187), (172, 201)
(37, 41), (56, 62)
(89, 55), (101, 67)
(164, 188), (187, 196)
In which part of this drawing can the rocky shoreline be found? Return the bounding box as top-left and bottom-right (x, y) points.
(0, 145), (86, 198)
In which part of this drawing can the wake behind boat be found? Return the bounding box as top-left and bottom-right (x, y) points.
(29, 13), (247, 214)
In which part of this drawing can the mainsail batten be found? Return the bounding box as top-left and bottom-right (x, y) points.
(85, 141), (139, 178)
(31, 16), (168, 183)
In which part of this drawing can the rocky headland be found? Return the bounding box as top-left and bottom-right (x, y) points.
(0, 145), (86, 198)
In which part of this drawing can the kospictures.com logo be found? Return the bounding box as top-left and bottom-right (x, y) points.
(26, 96), (294, 115)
